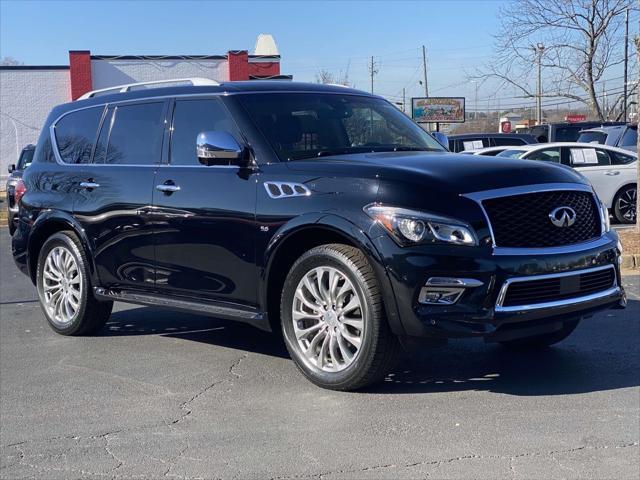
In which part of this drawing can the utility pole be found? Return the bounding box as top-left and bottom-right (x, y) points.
(368, 56), (378, 94)
(402, 88), (406, 113)
(534, 43), (545, 125)
(623, 7), (629, 122)
(421, 45), (429, 96)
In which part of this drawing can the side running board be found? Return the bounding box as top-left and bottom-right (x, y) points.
(93, 287), (270, 331)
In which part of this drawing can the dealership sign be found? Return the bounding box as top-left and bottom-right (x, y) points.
(411, 97), (465, 123)
(565, 114), (587, 123)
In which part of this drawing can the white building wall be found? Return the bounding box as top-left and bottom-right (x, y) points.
(91, 58), (228, 89)
(0, 69), (70, 182)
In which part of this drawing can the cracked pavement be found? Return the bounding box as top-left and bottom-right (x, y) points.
(1, 228), (639, 479)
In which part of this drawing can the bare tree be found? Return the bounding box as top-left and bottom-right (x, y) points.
(1, 57), (23, 66)
(473, 0), (633, 121)
(315, 69), (352, 87)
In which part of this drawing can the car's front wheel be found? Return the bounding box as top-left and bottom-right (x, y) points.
(280, 244), (399, 391)
(36, 231), (113, 336)
(613, 185), (637, 224)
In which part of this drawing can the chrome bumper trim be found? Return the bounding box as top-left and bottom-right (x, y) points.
(495, 264), (618, 313)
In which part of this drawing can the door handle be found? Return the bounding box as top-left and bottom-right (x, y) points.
(156, 183), (181, 193)
(605, 170), (620, 176)
(79, 181), (100, 189)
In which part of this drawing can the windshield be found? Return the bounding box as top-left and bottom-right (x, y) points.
(577, 131), (607, 144)
(496, 149), (526, 158)
(17, 148), (34, 170)
(238, 93), (445, 161)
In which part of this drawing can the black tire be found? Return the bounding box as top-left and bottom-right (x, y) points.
(280, 244), (400, 391)
(36, 231), (113, 336)
(499, 319), (580, 349)
(613, 185), (637, 224)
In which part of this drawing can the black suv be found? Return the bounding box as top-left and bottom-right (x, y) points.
(12, 81), (625, 390)
(447, 133), (538, 152)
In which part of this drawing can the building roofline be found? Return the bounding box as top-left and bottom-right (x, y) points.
(89, 54), (281, 61)
(0, 65), (70, 70)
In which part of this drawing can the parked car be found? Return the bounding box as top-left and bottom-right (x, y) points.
(578, 124), (637, 154)
(447, 133), (538, 152)
(12, 80), (625, 390)
(524, 121), (626, 143)
(496, 143), (637, 224)
(460, 146), (512, 156)
(5, 144), (35, 235)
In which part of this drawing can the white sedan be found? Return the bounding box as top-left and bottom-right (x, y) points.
(495, 142), (637, 224)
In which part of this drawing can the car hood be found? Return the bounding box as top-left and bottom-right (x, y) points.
(287, 151), (587, 194)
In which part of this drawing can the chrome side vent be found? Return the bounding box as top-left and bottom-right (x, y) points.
(264, 182), (311, 199)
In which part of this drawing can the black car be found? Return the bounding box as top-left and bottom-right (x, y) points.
(524, 121), (627, 143)
(12, 81), (625, 390)
(447, 133), (538, 152)
(5, 144), (35, 235)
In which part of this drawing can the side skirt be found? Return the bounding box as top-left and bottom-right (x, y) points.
(93, 287), (271, 332)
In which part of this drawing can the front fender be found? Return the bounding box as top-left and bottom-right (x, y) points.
(261, 212), (406, 336)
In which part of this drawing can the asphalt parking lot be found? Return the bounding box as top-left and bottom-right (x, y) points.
(0, 227), (638, 480)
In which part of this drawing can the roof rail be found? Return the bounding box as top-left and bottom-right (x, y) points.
(77, 77), (220, 100)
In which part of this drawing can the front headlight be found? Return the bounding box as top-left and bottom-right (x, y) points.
(364, 204), (478, 246)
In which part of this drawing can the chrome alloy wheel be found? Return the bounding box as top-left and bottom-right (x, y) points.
(292, 266), (364, 372)
(617, 187), (637, 222)
(41, 246), (82, 327)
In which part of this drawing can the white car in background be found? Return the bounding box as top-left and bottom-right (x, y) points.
(495, 142), (637, 224)
(460, 146), (512, 156)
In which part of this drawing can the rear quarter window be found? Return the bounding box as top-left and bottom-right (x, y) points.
(53, 106), (104, 164)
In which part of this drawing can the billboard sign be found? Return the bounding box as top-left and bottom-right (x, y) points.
(411, 97), (465, 123)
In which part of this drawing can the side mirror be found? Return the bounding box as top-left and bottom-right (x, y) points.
(197, 131), (247, 166)
(431, 132), (449, 150)
(7, 164), (15, 173)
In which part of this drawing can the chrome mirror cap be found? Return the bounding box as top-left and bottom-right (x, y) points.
(196, 131), (242, 165)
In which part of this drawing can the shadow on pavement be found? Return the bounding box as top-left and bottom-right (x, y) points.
(101, 297), (640, 396)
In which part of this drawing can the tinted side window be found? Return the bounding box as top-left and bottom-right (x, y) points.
(102, 102), (165, 165)
(493, 137), (526, 146)
(170, 99), (238, 165)
(569, 147), (609, 166)
(527, 148), (561, 162)
(619, 127), (637, 148)
(610, 151), (637, 165)
(17, 148), (35, 169)
(555, 126), (581, 142)
(54, 106), (104, 164)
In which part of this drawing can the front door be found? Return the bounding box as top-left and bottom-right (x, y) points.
(151, 97), (258, 307)
(72, 100), (167, 289)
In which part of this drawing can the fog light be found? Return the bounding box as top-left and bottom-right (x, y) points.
(418, 277), (483, 305)
(419, 287), (464, 305)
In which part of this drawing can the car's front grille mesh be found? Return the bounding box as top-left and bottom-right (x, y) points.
(501, 267), (616, 307)
(482, 191), (601, 248)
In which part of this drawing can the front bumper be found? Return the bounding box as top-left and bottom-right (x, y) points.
(373, 231), (625, 341)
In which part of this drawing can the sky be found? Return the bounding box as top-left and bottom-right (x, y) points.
(0, 0), (634, 113)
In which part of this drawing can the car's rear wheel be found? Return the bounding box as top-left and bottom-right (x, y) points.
(499, 319), (580, 349)
(280, 244), (399, 391)
(36, 231), (113, 336)
(613, 185), (637, 224)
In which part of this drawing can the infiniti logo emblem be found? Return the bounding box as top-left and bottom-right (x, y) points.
(549, 206), (577, 227)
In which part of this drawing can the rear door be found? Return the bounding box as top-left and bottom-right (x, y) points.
(564, 146), (617, 205)
(71, 100), (167, 290)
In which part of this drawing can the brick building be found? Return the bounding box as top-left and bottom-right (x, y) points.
(0, 35), (289, 180)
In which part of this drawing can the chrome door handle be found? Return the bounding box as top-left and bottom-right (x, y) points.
(79, 181), (100, 189)
(156, 184), (181, 193)
(605, 171), (620, 176)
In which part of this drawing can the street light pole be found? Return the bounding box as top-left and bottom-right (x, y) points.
(535, 43), (545, 125)
(623, 7), (629, 122)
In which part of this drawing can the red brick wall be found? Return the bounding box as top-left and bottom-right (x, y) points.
(69, 50), (92, 100)
(228, 50), (249, 81)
